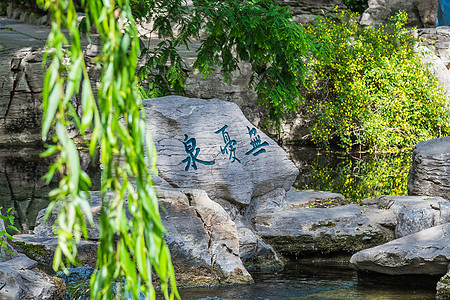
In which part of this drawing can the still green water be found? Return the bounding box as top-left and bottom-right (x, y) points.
(178, 263), (435, 300)
(286, 146), (411, 202)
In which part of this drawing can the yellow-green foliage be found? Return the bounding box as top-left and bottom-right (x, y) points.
(305, 11), (450, 152)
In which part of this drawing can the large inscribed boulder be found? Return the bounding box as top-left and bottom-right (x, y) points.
(143, 96), (299, 206)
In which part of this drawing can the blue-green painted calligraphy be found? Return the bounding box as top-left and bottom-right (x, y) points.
(182, 134), (215, 171)
(245, 126), (269, 156)
(215, 125), (241, 163)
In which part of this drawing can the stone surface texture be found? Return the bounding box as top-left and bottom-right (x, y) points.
(6, 3), (50, 26)
(0, 45), (45, 145)
(360, 0), (438, 28)
(350, 223), (450, 276)
(408, 136), (450, 200)
(27, 188), (253, 287)
(12, 234), (98, 268)
(252, 191), (450, 257)
(143, 96), (299, 206)
(412, 27), (450, 100)
(0, 219), (64, 299)
(437, 269), (450, 300)
(361, 195), (450, 237)
(0, 254), (65, 300)
(160, 189), (252, 286)
(280, 0), (347, 24)
(253, 201), (390, 256)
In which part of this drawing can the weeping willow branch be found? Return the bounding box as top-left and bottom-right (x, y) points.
(38, 0), (178, 299)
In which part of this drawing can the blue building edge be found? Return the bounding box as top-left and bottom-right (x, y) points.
(438, 0), (450, 26)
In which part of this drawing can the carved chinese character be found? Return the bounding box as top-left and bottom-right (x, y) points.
(215, 125), (241, 163)
(245, 126), (269, 156)
(182, 134), (215, 171)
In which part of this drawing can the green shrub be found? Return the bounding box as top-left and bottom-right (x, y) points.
(305, 11), (450, 152)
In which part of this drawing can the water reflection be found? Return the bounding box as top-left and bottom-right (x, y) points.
(285, 146), (411, 201)
(0, 147), (100, 233)
(179, 263), (435, 300)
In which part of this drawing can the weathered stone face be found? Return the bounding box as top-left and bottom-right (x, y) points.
(144, 96), (299, 206)
(360, 0), (438, 28)
(0, 47), (45, 145)
(361, 195), (450, 237)
(350, 223), (450, 276)
(408, 136), (450, 200)
(30, 189), (253, 287)
(249, 191), (450, 258)
(0, 254), (65, 300)
(279, 0), (347, 24)
(252, 203), (390, 257)
(437, 269), (450, 300)
(161, 189), (252, 286)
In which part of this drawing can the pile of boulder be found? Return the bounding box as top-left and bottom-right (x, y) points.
(8, 96), (449, 300)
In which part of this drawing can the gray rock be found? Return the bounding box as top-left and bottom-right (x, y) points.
(419, 45), (450, 101)
(143, 96), (299, 206)
(33, 191), (103, 240)
(280, 0), (347, 24)
(30, 188), (253, 286)
(245, 188), (289, 216)
(252, 197), (389, 256)
(417, 0), (439, 28)
(350, 223), (450, 276)
(184, 63), (262, 128)
(412, 27), (450, 102)
(234, 217), (281, 268)
(437, 268), (450, 300)
(360, 0), (427, 28)
(0, 254), (65, 300)
(0, 219), (19, 262)
(251, 191), (450, 257)
(407, 136), (450, 200)
(362, 195), (450, 237)
(159, 189), (252, 286)
(0, 47), (45, 145)
(12, 234), (98, 268)
(286, 189), (346, 208)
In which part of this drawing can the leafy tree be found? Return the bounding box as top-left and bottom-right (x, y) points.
(305, 11), (450, 152)
(135, 0), (311, 127)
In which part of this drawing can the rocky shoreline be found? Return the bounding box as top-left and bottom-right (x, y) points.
(0, 96), (447, 299)
(0, 1), (449, 299)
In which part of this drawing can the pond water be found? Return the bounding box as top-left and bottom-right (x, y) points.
(0, 146), (436, 299)
(178, 262), (436, 300)
(285, 146), (412, 202)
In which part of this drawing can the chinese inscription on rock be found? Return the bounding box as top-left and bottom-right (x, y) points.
(182, 134), (215, 171)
